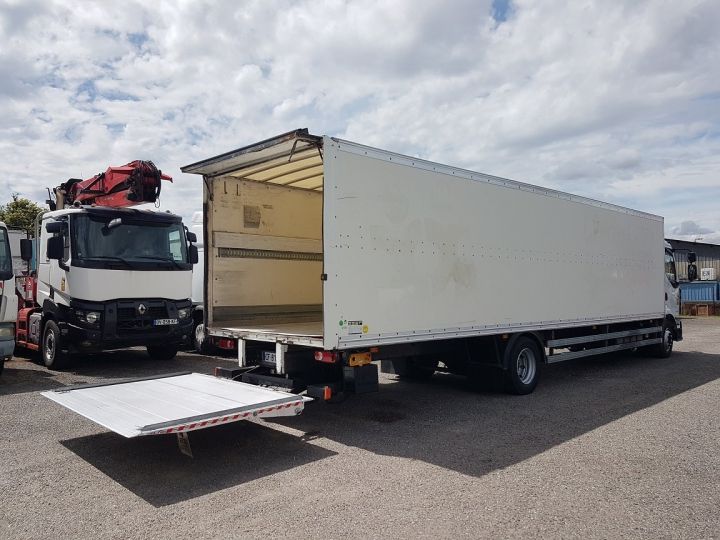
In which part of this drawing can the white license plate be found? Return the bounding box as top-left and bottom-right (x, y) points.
(263, 351), (276, 364)
(153, 318), (178, 326)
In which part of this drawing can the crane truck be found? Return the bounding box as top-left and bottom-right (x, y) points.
(13, 160), (198, 369)
(40, 130), (693, 457)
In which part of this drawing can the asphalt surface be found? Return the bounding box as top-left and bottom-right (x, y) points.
(1, 319), (719, 539)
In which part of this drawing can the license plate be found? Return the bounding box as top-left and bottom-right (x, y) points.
(153, 318), (178, 326)
(263, 351), (277, 364)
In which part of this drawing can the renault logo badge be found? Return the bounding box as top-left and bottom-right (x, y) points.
(137, 303), (147, 315)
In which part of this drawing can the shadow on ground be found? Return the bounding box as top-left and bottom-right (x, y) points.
(61, 420), (336, 507)
(270, 349), (720, 479)
(3, 349), (232, 395)
(10, 343), (720, 507)
(0, 362), (65, 395)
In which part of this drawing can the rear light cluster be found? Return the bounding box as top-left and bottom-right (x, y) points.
(314, 350), (337, 363)
(215, 338), (235, 350)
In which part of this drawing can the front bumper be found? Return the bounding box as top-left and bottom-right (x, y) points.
(675, 318), (683, 341)
(61, 319), (194, 352)
(63, 298), (194, 352)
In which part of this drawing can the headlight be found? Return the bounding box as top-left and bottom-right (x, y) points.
(0, 325), (14, 340)
(178, 307), (192, 319)
(74, 310), (100, 325)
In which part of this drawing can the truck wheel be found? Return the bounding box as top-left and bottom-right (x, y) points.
(147, 345), (178, 361)
(193, 322), (208, 354)
(651, 323), (674, 358)
(42, 320), (68, 370)
(503, 336), (540, 395)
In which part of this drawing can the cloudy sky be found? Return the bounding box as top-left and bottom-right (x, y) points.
(1, 0), (719, 242)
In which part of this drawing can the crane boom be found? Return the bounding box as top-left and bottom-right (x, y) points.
(52, 160), (172, 210)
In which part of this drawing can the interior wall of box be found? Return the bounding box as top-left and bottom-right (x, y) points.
(207, 176), (323, 327)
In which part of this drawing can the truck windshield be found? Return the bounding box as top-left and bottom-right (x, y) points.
(0, 228), (11, 279)
(72, 215), (189, 270)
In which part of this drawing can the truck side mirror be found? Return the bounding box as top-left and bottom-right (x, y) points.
(188, 244), (199, 265)
(687, 252), (697, 263)
(186, 231), (197, 243)
(45, 221), (66, 234)
(20, 238), (33, 261)
(47, 236), (64, 260)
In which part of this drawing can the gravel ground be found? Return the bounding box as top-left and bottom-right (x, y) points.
(0, 318), (718, 539)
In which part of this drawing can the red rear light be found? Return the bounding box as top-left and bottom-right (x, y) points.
(217, 338), (235, 350)
(314, 351), (337, 363)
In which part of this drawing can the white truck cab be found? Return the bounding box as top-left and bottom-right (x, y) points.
(0, 222), (17, 373)
(21, 206), (198, 368)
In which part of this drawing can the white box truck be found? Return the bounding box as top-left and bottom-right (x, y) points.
(40, 129), (685, 453)
(178, 129), (682, 395)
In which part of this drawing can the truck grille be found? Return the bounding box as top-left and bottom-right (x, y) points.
(115, 301), (170, 334)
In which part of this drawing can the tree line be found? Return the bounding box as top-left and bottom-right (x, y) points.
(0, 195), (45, 235)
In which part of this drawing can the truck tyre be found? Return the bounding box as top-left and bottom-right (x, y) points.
(503, 336), (540, 395)
(147, 345), (178, 361)
(42, 320), (68, 370)
(650, 322), (674, 358)
(193, 321), (209, 354)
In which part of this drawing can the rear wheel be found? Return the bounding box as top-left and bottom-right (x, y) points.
(42, 320), (68, 370)
(503, 336), (541, 395)
(147, 344), (178, 361)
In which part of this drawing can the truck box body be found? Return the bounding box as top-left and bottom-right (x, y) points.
(183, 130), (665, 351)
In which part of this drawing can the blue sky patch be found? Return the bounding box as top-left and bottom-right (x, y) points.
(492, 0), (512, 23)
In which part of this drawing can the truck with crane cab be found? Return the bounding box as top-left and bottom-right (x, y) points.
(14, 160), (198, 368)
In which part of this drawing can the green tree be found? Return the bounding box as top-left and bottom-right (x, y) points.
(0, 194), (45, 234)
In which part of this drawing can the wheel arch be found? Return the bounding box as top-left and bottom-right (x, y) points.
(502, 332), (546, 369)
(41, 300), (59, 324)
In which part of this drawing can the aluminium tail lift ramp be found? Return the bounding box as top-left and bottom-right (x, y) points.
(41, 372), (311, 456)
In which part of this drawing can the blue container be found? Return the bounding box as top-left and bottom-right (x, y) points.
(680, 281), (719, 302)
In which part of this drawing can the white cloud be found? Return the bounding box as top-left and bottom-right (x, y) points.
(0, 0), (719, 242)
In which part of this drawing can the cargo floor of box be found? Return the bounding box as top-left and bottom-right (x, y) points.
(41, 372), (311, 438)
(213, 320), (324, 347)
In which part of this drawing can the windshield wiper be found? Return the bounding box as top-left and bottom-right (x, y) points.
(82, 256), (133, 268)
(135, 256), (184, 269)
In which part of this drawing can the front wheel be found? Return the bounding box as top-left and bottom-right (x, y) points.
(193, 321), (209, 354)
(42, 320), (68, 370)
(147, 344), (178, 361)
(651, 323), (674, 358)
(503, 336), (541, 395)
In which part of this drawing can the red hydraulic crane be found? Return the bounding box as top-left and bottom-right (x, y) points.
(51, 160), (172, 210)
